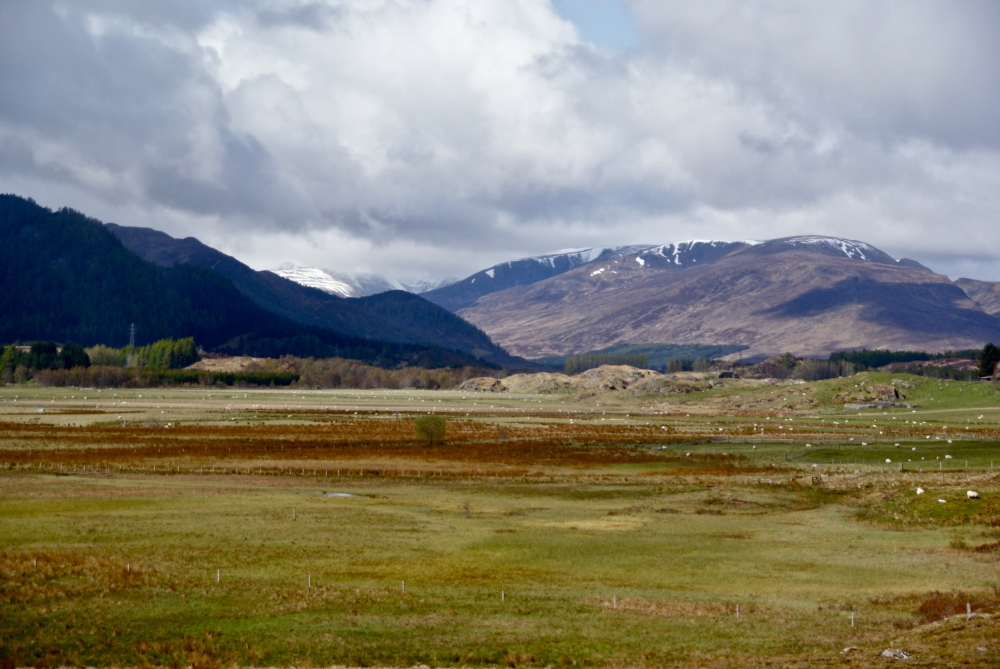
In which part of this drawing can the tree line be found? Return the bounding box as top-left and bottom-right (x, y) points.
(2, 337), (198, 384)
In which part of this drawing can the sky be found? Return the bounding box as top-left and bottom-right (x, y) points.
(2, 0), (1000, 282)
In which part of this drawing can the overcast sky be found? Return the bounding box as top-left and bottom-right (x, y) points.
(2, 1), (999, 282)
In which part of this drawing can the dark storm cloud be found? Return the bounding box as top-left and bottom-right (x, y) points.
(0, 0), (999, 280)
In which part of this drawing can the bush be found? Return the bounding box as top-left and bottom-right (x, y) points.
(284, 356), (493, 389)
(86, 344), (126, 367)
(414, 415), (446, 444)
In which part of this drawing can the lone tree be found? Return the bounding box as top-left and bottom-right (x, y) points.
(979, 343), (1000, 378)
(415, 415), (446, 444)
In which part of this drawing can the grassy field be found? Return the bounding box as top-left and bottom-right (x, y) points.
(1, 377), (999, 667)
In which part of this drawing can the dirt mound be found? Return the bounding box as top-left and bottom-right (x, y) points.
(501, 372), (577, 393)
(186, 356), (277, 372)
(456, 377), (509, 392)
(452, 365), (726, 395)
(466, 365), (684, 395)
(578, 365), (660, 391)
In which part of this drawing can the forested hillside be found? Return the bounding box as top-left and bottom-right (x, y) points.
(0, 195), (493, 368)
(107, 223), (519, 366)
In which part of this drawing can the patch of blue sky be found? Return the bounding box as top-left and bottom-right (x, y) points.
(551, 0), (640, 50)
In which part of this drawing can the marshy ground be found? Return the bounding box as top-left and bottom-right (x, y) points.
(0, 377), (998, 667)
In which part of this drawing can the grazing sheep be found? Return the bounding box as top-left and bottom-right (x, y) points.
(916, 488), (924, 495)
(938, 499), (947, 504)
(967, 491), (980, 499)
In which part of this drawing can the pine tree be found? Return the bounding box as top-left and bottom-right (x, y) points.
(978, 343), (1000, 378)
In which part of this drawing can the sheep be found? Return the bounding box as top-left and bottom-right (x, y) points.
(938, 499), (947, 504)
(916, 487), (924, 495)
(967, 491), (980, 499)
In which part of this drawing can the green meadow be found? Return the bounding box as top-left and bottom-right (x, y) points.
(0, 378), (998, 667)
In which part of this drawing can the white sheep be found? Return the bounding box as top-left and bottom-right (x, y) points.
(967, 491), (980, 499)
(916, 488), (924, 495)
(938, 499), (947, 504)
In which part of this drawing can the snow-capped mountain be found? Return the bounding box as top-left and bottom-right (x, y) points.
(272, 264), (457, 298)
(753, 236), (903, 264)
(455, 235), (996, 361)
(634, 240), (755, 268)
(334, 272), (457, 296)
(421, 245), (653, 312)
(272, 264), (357, 297)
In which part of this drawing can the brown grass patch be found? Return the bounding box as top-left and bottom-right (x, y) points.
(0, 419), (772, 477)
(916, 590), (1000, 624)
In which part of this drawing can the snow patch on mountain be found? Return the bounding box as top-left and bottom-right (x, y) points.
(760, 236), (901, 265)
(640, 240), (753, 265)
(775, 236), (879, 260)
(502, 245), (654, 270)
(272, 263), (356, 297)
(273, 265), (457, 297)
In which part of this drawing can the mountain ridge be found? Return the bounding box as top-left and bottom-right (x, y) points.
(421, 245), (653, 312)
(106, 223), (520, 367)
(954, 278), (1000, 317)
(0, 195), (437, 363)
(453, 236), (1000, 359)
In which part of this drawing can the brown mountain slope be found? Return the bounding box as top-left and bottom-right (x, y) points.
(457, 239), (1000, 359)
(955, 278), (1000, 316)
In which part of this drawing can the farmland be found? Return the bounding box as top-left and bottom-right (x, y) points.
(1, 375), (999, 668)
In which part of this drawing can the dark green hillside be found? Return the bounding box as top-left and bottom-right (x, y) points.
(0, 195), (273, 348)
(0, 195), (491, 368)
(349, 290), (515, 364)
(106, 223), (521, 366)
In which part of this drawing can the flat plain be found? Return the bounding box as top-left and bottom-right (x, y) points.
(1, 373), (999, 668)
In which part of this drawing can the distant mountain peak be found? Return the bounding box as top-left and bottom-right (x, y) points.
(762, 236), (891, 261)
(271, 265), (457, 297)
(272, 263), (356, 298)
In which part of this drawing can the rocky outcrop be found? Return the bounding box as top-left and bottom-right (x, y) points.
(456, 377), (509, 392)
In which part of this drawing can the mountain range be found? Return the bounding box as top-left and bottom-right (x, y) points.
(104, 222), (518, 366)
(432, 237), (1000, 360)
(272, 237), (1000, 362)
(7, 191), (1000, 368)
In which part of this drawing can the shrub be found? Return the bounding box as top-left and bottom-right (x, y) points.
(414, 415), (446, 444)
